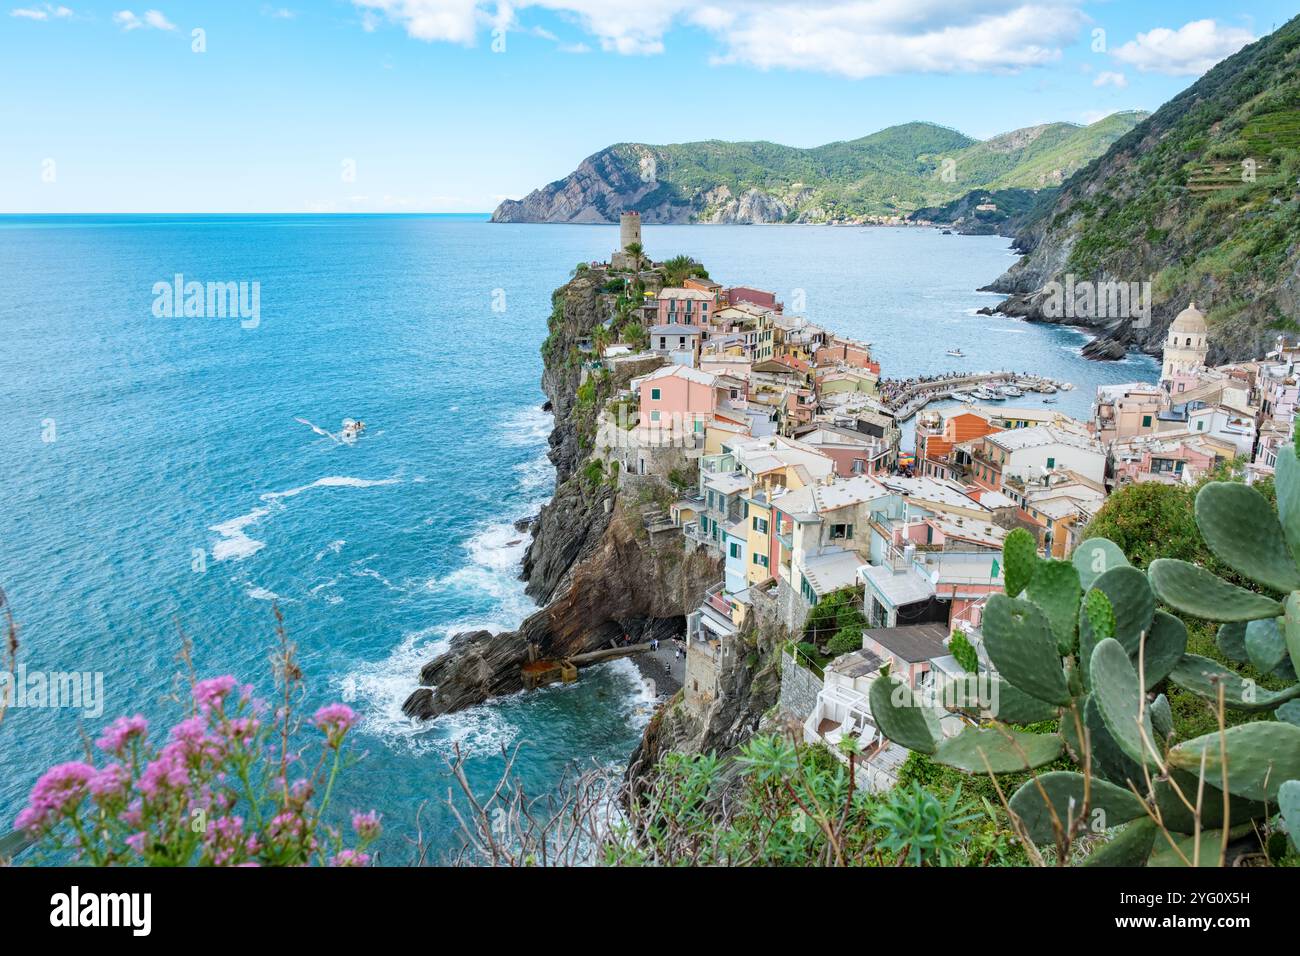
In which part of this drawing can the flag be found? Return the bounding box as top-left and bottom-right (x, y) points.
(991, 558), (1000, 580)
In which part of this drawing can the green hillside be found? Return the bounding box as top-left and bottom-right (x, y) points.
(998, 15), (1300, 361)
(492, 113), (1147, 224)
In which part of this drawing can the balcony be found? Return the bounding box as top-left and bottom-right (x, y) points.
(704, 581), (735, 618)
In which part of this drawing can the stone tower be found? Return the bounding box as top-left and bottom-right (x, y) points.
(1161, 301), (1209, 383)
(612, 211), (642, 270)
(619, 211), (641, 251)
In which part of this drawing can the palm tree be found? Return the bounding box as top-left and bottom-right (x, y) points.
(623, 241), (643, 272)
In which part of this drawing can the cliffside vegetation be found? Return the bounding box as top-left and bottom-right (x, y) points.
(990, 14), (1300, 362)
(492, 114), (1146, 224)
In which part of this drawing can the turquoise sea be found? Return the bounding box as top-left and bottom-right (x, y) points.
(0, 216), (1157, 863)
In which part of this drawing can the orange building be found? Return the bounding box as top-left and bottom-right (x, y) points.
(916, 411), (1001, 480)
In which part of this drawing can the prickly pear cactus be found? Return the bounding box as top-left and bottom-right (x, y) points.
(870, 435), (1300, 866)
(869, 527), (1186, 864)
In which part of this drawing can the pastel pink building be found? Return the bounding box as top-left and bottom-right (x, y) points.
(636, 365), (729, 437)
(654, 288), (717, 326)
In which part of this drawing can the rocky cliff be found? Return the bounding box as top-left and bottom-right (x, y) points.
(402, 264), (721, 721)
(982, 16), (1300, 363)
(627, 604), (791, 777)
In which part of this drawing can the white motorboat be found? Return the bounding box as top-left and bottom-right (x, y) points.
(341, 419), (367, 443)
(999, 384), (1024, 398)
(946, 348), (965, 357)
(1043, 396), (1058, 404)
(949, 390), (973, 403)
(970, 387), (1001, 401)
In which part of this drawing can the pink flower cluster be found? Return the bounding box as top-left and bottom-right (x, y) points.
(12, 675), (379, 867)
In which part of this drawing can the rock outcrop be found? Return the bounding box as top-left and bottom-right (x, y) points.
(403, 497), (720, 720)
(402, 264), (720, 722)
(627, 598), (789, 777)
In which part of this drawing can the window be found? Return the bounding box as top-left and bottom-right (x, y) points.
(1142, 415), (1152, 427)
(1196, 420), (1205, 431)
(650, 410), (661, 422)
(650, 388), (661, 401)
(729, 542), (742, 559)
(753, 516), (768, 533)
(1046, 457), (1055, 469)
(829, 523), (853, 540)
(752, 553), (769, 568)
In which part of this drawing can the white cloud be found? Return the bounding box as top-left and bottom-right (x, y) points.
(11, 4), (73, 20)
(350, 0), (1091, 76)
(113, 8), (174, 31)
(1112, 19), (1254, 76)
(1093, 70), (1127, 89)
(261, 5), (296, 18)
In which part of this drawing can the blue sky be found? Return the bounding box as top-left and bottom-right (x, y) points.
(1, 0), (1292, 212)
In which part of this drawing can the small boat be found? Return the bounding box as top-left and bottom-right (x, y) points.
(999, 385), (1023, 398)
(341, 419), (367, 443)
(970, 387), (1001, 401)
(946, 348), (965, 357)
(1059, 382), (1074, 391)
(1043, 396), (1058, 404)
(949, 390), (973, 403)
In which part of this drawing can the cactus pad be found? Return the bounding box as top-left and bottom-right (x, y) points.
(1148, 558), (1284, 622)
(982, 594), (1070, 705)
(1195, 481), (1300, 593)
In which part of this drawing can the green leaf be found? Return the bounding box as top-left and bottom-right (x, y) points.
(1150, 693), (1173, 742)
(1245, 617), (1287, 674)
(1061, 697), (1145, 789)
(931, 725), (1063, 774)
(1195, 481), (1300, 593)
(1148, 558), (1284, 622)
(1169, 654), (1300, 712)
(1168, 722), (1300, 801)
(1091, 638), (1155, 766)
(1277, 699), (1300, 727)
(1091, 565), (1155, 656)
(1072, 537), (1130, 591)
(1008, 771), (1146, 845)
(1148, 825), (1253, 867)
(981, 678), (1061, 725)
(1003, 528), (1039, 598)
(1154, 769), (1267, 835)
(981, 594), (1070, 705)
(1280, 780), (1300, 851)
(1025, 559), (1082, 655)
(1285, 592), (1300, 673)
(868, 674), (940, 754)
(1216, 621), (1249, 663)
(1139, 611), (1187, 690)
(1083, 819), (1158, 867)
(1275, 447), (1300, 567)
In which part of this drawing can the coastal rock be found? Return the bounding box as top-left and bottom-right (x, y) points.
(409, 496), (720, 720)
(522, 476), (613, 603)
